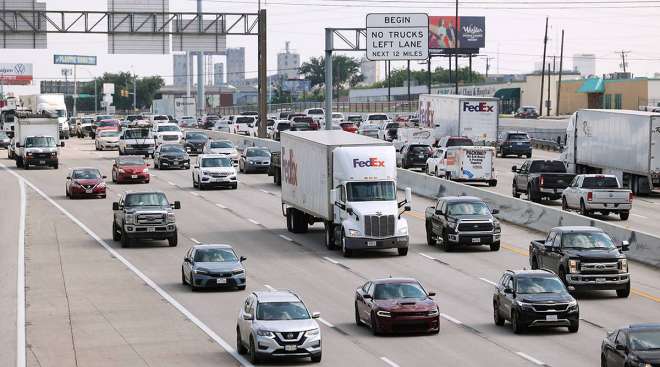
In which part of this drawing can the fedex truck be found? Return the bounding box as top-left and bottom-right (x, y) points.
(280, 130), (412, 257)
(418, 94), (500, 145)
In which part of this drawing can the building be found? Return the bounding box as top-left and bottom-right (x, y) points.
(173, 54), (188, 86)
(226, 47), (245, 86)
(558, 77), (660, 113)
(573, 54), (596, 77)
(360, 58), (381, 85)
(277, 42), (300, 80)
(213, 63), (224, 86)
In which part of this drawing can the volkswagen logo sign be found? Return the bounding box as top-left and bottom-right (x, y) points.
(14, 64), (25, 74)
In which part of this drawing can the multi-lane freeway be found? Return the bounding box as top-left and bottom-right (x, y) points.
(2, 137), (660, 367)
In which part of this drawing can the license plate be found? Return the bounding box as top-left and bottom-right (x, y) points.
(367, 240), (377, 247)
(284, 345), (297, 352)
(39, 160), (45, 164)
(418, 154), (425, 158)
(216, 278), (227, 284)
(546, 315), (558, 321)
(147, 227), (155, 232)
(85, 189), (93, 194)
(472, 238), (481, 243)
(596, 278), (606, 283)
(516, 142), (523, 145)
(131, 175), (138, 179)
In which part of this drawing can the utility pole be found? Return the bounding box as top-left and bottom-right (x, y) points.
(387, 60), (391, 103)
(133, 75), (137, 111)
(94, 78), (98, 114)
(427, 57), (432, 94)
(407, 60), (411, 104)
(258, 9), (268, 137)
(196, 0), (205, 117)
(616, 50), (631, 73)
(73, 65), (77, 117)
(556, 30), (564, 116)
(547, 63), (551, 116)
(454, 0), (459, 95)
(484, 56), (494, 78)
(324, 28), (333, 130)
(539, 17), (549, 116)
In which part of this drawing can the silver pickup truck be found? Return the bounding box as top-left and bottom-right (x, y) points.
(112, 191), (180, 247)
(561, 174), (633, 220)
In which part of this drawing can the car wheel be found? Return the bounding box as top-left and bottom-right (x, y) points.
(181, 268), (187, 285)
(568, 320), (579, 333)
(562, 197), (569, 211)
(192, 174), (198, 188)
(189, 271), (198, 291)
(426, 225), (436, 246)
(341, 230), (353, 258)
(601, 354), (607, 367)
(168, 230), (178, 247)
(112, 171), (117, 183)
(531, 257), (539, 270)
(512, 183), (520, 198)
(311, 352), (322, 363)
(236, 328), (247, 355)
(249, 337), (260, 363)
(512, 311), (525, 334)
(355, 303), (363, 326)
(232, 183), (238, 190)
(112, 221), (121, 241)
(493, 303), (505, 326)
(370, 312), (380, 336)
(397, 247), (408, 256)
(617, 282), (631, 298)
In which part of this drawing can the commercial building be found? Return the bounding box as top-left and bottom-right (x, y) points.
(173, 54), (188, 86)
(573, 54), (596, 77)
(277, 42), (300, 80)
(558, 77), (660, 114)
(360, 58), (381, 85)
(226, 47), (245, 86)
(214, 62), (224, 86)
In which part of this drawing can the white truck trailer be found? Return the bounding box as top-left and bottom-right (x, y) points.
(20, 94), (70, 139)
(561, 109), (660, 194)
(14, 112), (62, 169)
(280, 130), (412, 257)
(418, 94), (500, 145)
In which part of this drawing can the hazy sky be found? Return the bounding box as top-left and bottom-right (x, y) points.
(3, 0), (660, 95)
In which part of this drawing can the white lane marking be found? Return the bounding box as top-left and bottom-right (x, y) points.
(440, 313), (463, 325)
(323, 256), (339, 265)
(418, 252), (436, 260)
(190, 192), (200, 197)
(631, 213), (648, 219)
(264, 284), (276, 291)
(479, 278), (497, 286)
(167, 181), (176, 186)
(259, 189), (269, 194)
(279, 234), (293, 242)
(247, 218), (260, 225)
(515, 352), (546, 366)
(190, 238), (201, 244)
(318, 318), (334, 328)
(0, 165), (253, 367)
(380, 357), (400, 367)
(17, 177), (26, 367)
(215, 203), (227, 209)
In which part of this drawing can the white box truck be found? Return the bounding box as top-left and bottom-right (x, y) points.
(14, 112), (62, 169)
(426, 145), (497, 186)
(20, 94), (70, 139)
(561, 109), (660, 194)
(280, 130), (412, 257)
(418, 94), (500, 145)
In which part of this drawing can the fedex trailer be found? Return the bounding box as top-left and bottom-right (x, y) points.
(418, 94), (500, 145)
(280, 130), (412, 257)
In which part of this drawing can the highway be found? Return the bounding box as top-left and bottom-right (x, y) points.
(3, 137), (660, 367)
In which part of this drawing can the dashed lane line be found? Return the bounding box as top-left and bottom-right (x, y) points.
(479, 278), (497, 286)
(278, 234), (293, 242)
(317, 318), (334, 328)
(247, 218), (260, 225)
(440, 313), (463, 325)
(263, 284), (276, 291)
(515, 352), (546, 366)
(323, 256), (339, 265)
(380, 357), (401, 367)
(190, 238), (201, 244)
(215, 203), (227, 209)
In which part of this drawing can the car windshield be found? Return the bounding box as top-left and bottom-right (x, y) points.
(118, 157), (145, 165)
(154, 116), (168, 120)
(236, 117), (254, 124)
(210, 141), (233, 149)
(201, 157), (233, 167)
(160, 145), (185, 154)
(193, 248), (238, 262)
(409, 145), (431, 155)
(96, 115), (112, 121)
(529, 161), (567, 173)
(277, 122), (291, 131)
(373, 282), (427, 300)
(123, 129), (151, 139)
(207, 115), (220, 121)
(508, 133), (529, 141)
(158, 125), (180, 132)
(246, 148), (270, 157)
(293, 122), (311, 130)
(369, 115), (388, 121)
(446, 138), (474, 147)
(348, 116), (362, 121)
(72, 169), (101, 179)
(124, 193), (169, 207)
(99, 131), (120, 137)
(0, 132), (8, 138)
(561, 232), (616, 249)
(307, 109), (323, 115)
(629, 330), (660, 351)
(98, 120), (118, 127)
(256, 302), (310, 321)
(346, 181), (396, 202)
(516, 276), (567, 294)
(582, 176), (619, 189)
(447, 202), (491, 216)
(186, 132), (208, 140)
(332, 113), (343, 118)
(25, 136), (56, 148)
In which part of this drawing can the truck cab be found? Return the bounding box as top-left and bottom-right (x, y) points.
(14, 113), (63, 169)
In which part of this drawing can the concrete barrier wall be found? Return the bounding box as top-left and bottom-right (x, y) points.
(202, 130), (660, 267)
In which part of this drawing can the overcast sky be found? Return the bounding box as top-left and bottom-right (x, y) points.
(3, 0), (660, 95)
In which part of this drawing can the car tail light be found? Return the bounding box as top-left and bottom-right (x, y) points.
(629, 192), (634, 203)
(587, 192), (593, 201)
(540, 176), (544, 186)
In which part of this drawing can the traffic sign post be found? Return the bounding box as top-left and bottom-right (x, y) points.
(366, 13), (428, 61)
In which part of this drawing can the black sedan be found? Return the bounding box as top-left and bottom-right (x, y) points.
(601, 323), (660, 367)
(239, 147), (271, 173)
(153, 144), (190, 170)
(183, 131), (209, 155)
(181, 244), (246, 290)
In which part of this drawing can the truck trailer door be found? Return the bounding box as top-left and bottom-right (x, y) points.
(651, 117), (660, 178)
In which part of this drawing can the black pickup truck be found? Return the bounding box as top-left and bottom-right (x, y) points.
(512, 159), (575, 202)
(425, 196), (501, 251)
(529, 226), (630, 297)
(268, 150), (282, 185)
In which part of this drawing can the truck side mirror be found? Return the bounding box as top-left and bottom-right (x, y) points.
(173, 201), (181, 209)
(491, 208), (500, 215)
(60, 141), (65, 147)
(15, 142), (21, 148)
(621, 240), (630, 251)
(347, 206), (354, 215)
(544, 244), (555, 252)
(112, 202), (120, 211)
(511, 165), (517, 172)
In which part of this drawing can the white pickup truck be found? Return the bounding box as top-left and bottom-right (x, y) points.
(561, 174), (633, 220)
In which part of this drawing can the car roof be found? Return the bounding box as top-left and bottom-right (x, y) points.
(371, 277), (421, 285)
(506, 269), (556, 277)
(193, 244), (234, 250)
(551, 226), (605, 233)
(628, 323), (660, 330)
(157, 123), (178, 127)
(198, 154), (232, 159)
(124, 191), (164, 196)
(440, 196), (485, 203)
(253, 290), (301, 303)
(208, 139), (232, 143)
(71, 167), (100, 171)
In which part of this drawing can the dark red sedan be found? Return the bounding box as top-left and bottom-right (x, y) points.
(340, 122), (358, 133)
(355, 278), (440, 335)
(111, 156), (150, 184)
(66, 168), (107, 199)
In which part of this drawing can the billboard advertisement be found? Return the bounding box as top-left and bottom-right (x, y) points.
(0, 63), (33, 85)
(429, 16), (485, 49)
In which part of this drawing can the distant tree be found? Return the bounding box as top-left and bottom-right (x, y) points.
(366, 66), (484, 89)
(299, 55), (364, 100)
(76, 72), (164, 112)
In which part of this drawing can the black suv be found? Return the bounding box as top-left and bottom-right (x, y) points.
(399, 144), (432, 169)
(601, 323), (660, 367)
(497, 131), (532, 158)
(493, 269), (579, 334)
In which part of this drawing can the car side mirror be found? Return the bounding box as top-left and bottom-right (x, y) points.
(621, 240), (630, 251)
(15, 142), (21, 147)
(491, 208), (500, 215)
(184, 257), (192, 263)
(427, 292), (436, 297)
(312, 312), (321, 319)
(615, 344), (626, 351)
(60, 142), (65, 147)
(66, 176), (71, 179)
(362, 294), (372, 299)
(511, 165), (518, 172)
(504, 287), (513, 294)
(544, 244), (555, 252)
(102, 175), (107, 179)
(112, 202), (120, 211)
(194, 165), (199, 169)
(240, 256), (247, 262)
(243, 313), (253, 321)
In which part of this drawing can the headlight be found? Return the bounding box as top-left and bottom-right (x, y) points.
(427, 307), (439, 317)
(493, 221), (501, 234)
(516, 300), (534, 309)
(305, 328), (320, 337)
(143, 168), (149, 173)
(567, 299), (578, 310)
(202, 170), (210, 176)
(376, 310), (391, 318)
(118, 168), (125, 173)
(26, 152), (33, 156)
(398, 226), (408, 235)
(569, 259), (579, 273)
(231, 268), (245, 275)
(125, 214), (135, 224)
(256, 329), (275, 338)
(167, 213), (176, 223)
(619, 259), (628, 273)
(448, 221), (458, 230)
(97, 182), (106, 188)
(348, 229), (360, 237)
(193, 268), (209, 275)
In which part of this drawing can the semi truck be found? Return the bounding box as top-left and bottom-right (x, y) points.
(13, 112), (63, 169)
(418, 94), (500, 145)
(280, 130), (412, 257)
(20, 94), (70, 139)
(561, 109), (660, 194)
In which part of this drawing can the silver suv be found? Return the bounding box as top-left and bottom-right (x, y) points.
(236, 290), (322, 363)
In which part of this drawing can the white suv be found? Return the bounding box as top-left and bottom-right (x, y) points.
(153, 123), (183, 145)
(192, 154), (238, 190)
(234, 115), (257, 136)
(236, 290), (322, 363)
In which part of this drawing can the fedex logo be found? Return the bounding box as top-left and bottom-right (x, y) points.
(353, 157), (385, 168)
(463, 102), (495, 113)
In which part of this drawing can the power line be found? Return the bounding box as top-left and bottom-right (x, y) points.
(615, 50), (631, 73)
(195, 0), (660, 8)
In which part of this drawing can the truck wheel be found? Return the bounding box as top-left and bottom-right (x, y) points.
(559, 267), (568, 287)
(512, 183), (520, 198)
(53, 163), (59, 169)
(619, 211), (630, 221)
(488, 180), (497, 187)
(286, 209), (293, 232)
(580, 200), (591, 216)
(490, 241), (500, 251)
(292, 209), (308, 233)
(120, 229), (131, 248)
(168, 231), (178, 247)
(616, 283), (631, 298)
(426, 225), (436, 246)
(112, 222), (121, 241)
(528, 185), (540, 202)
(397, 247), (408, 256)
(341, 230), (353, 258)
(16, 157), (23, 168)
(324, 222), (336, 250)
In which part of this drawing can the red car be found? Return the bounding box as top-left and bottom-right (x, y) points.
(340, 122), (358, 133)
(355, 278), (440, 335)
(95, 119), (121, 137)
(112, 156), (150, 184)
(65, 168), (107, 199)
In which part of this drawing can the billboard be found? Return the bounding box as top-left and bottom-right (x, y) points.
(429, 16), (485, 49)
(54, 55), (97, 65)
(0, 63), (33, 85)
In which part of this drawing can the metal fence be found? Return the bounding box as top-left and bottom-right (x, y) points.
(212, 100), (419, 116)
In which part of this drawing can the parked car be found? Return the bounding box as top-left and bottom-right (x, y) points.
(292, 116), (319, 130)
(347, 114), (364, 127)
(192, 154), (238, 190)
(181, 244), (246, 290)
(65, 168), (107, 199)
(561, 174), (633, 220)
(331, 112), (345, 124)
(529, 226), (631, 297)
(153, 144), (190, 170)
(397, 143), (432, 169)
(270, 120), (291, 141)
(304, 107), (325, 123)
(355, 278), (439, 335)
(233, 116), (257, 136)
(236, 290), (322, 363)
(201, 114), (220, 129)
(203, 140), (239, 164)
(182, 131), (209, 154)
(112, 191), (180, 247)
(95, 130), (121, 151)
(425, 196), (501, 251)
(497, 131), (532, 158)
(601, 323), (660, 367)
(493, 269), (579, 334)
(111, 156), (150, 184)
(515, 106), (539, 119)
(239, 147), (271, 173)
(512, 160), (575, 202)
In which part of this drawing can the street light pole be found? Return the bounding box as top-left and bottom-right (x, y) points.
(454, 0), (459, 95)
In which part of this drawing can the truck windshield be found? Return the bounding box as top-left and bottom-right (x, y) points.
(346, 181), (396, 202)
(529, 161), (567, 173)
(25, 136), (56, 148)
(124, 193), (169, 207)
(582, 176), (619, 189)
(56, 109), (66, 118)
(447, 202), (490, 215)
(516, 277), (566, 294)
(561, 232), (616, 250)
(124, 129), (151, 139)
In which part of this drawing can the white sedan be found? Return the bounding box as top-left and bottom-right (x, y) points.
(95, 130), (121, 151)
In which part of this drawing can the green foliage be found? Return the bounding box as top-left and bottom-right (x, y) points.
(299, 55), (364, 94)
(367, 66), (484, 89)
(76, 72), (164, 112)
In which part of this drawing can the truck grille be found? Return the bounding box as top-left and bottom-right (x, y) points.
(136, 213), (166, 225)
(364, 215), (395, 237)
(580, 262), (619, 274)
(457, 222), (493, 232)
(32, 152), (51, 159)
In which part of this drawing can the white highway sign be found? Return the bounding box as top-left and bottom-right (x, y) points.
(366, 13), (429, 61)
